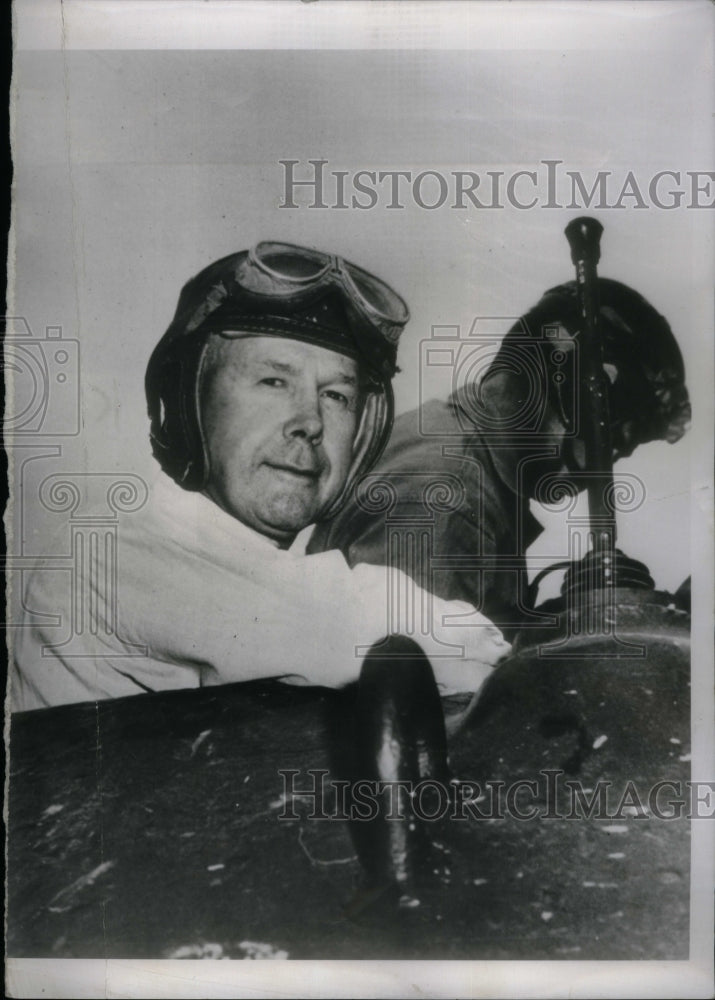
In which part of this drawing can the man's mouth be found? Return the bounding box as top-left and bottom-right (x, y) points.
(265, 462), (321, 480)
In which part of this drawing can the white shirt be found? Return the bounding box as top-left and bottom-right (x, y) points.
(12, 474), (509, 711)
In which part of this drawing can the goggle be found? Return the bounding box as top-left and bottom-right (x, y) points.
(233, 241), (410, 344)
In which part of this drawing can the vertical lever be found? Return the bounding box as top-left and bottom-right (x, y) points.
(564, 217), (616, 588)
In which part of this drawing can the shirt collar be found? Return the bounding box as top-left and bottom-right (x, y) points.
(288, 524), (316, 556)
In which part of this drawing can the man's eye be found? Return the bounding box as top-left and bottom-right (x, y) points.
(322, 389), (351, 407)
(259, 377), (286, 388)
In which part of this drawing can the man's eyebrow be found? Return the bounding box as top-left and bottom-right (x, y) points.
(252, 359), (300, 375)
(325, 372), (358, 386)
(252, 359), (359, 386)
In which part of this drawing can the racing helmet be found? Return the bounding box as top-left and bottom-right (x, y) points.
(145, 242), (410, 520)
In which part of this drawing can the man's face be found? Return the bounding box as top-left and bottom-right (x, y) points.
(545, 331), (642, 473)
(561, 363), (642, 473)
(200, 334), (363, 544)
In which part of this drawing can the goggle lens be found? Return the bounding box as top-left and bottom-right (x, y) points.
(241, 241), (409, 331)
(343, 261), (409, 326)
(252, 242), (332, 284)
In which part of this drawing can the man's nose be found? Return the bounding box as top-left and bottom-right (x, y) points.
(283, 393), (323, 444)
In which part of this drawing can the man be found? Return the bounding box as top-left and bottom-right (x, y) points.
(12, 241), (509, 711)
(309, 279), (691, 639)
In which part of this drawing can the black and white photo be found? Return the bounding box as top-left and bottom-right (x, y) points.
(5, 2), (714, 998)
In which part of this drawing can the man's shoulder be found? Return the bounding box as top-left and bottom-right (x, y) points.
(372, 398), (475, 471)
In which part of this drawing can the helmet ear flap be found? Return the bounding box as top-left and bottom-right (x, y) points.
(318, 382), (394, 521)
(146, 335), (211, 490)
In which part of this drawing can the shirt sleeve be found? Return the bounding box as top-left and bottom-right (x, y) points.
(119, 532), (509, 692)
